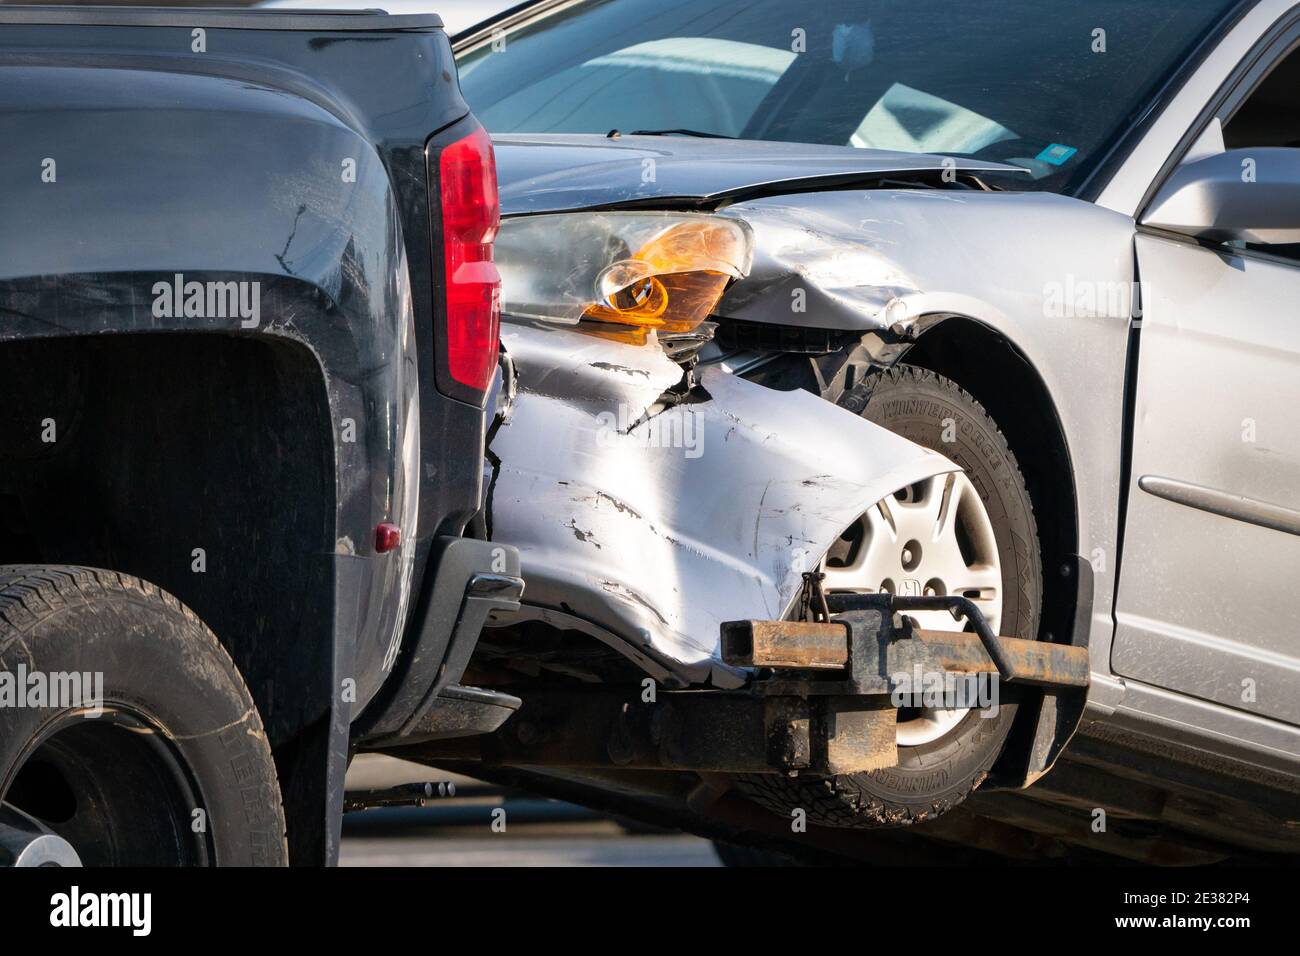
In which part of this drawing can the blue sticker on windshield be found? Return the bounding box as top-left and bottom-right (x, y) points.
(1036, 144), (1078, 166)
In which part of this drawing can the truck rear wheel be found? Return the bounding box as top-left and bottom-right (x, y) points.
(0, 566), (287, 865)
(734, 366), (1042, 827)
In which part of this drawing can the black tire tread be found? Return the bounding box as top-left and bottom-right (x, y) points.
(0, 564), (288, 863)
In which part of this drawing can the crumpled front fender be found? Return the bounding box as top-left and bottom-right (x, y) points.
(488, 323), (957, 688)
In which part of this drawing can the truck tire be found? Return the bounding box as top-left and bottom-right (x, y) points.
(0, 566), (287, 865)
(735, 365), (1042, 827)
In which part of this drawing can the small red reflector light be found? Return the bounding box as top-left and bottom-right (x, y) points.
(375, 522), (401, 554)
(439, 125), (501, 394)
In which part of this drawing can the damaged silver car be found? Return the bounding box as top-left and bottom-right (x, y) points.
(402, 0), (1300, 862)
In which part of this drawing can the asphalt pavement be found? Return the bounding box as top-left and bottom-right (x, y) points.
(340, 755), (722, 867)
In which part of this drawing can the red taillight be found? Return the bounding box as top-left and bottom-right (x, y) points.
(439, 126), (501, 395)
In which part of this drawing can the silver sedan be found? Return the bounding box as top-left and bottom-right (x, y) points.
(440, 0), (1300, 859)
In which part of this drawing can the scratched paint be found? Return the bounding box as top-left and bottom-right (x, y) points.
(487, 322), (957, 687)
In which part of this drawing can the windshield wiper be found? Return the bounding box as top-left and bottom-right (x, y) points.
(624, 128), (737, 139)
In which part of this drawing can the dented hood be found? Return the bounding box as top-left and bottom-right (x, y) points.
(488, 323), (958, 688)
(494, 133), (1023, 215)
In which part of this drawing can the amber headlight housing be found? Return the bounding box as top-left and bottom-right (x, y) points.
(494, 212), (752, 343)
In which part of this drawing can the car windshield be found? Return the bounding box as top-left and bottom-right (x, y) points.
(457, 0), (1241, 193)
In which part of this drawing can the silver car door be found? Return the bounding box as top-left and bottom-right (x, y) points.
(1112, 40), (1300, 726)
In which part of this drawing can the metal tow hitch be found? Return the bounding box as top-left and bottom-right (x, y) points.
(405, 588), (1088, 779)
(718, 589), (1089, 775)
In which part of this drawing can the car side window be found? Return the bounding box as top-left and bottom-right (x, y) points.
(1222, 43), (1300, 261)
(1223, 45), (1300, 149)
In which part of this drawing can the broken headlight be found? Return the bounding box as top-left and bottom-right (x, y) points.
(493, 212), (752, 344)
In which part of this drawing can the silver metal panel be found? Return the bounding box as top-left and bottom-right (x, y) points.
(1113, 233), (1300, 724)
(488, 322), (958, 686)
(1107, 679), (1300, 776)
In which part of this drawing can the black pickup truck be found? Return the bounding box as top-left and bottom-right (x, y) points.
(0, 6), (521, 866)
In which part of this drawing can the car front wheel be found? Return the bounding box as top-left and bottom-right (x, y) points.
(735, 365), (1042, 826)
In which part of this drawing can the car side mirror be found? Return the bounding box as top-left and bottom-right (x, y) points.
(1141, 147), (1300, 245)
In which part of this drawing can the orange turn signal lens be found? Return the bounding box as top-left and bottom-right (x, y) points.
(581, 219), (748, 334)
